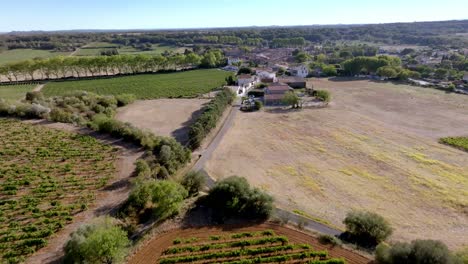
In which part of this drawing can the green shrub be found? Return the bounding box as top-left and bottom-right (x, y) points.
(376, 240), (456, 264)
(115, 94), (136, 106)
(64, 217), (129, 264)
(126, 180), (187, 221)
(318, 235), (342, 246)
(315, 90), (331, 102)
(49, 108), (75, 123)
(343, 210), (392, 247)
(204, 176), (273, 221)
(254, 100), (263, 110)
(134, 159), (151, 178)
(25, 91), (44, 102)
(181, 171), (206, 197)
(188, 88), (235, 149)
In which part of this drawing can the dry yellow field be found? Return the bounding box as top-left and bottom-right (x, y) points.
(205, 79), (468, 249)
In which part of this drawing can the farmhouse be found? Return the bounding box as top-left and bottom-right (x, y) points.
(289, 64), (309, 78)
(257, 69), (277, 83)
(237, 74), (257, 88)
(264, 83), (292, 105)
(278, 76), (306, 88)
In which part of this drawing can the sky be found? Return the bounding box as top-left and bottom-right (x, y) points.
(1, 0), (467, 32)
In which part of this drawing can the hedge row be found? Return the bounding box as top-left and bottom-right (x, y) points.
(188, 88), (235, 149)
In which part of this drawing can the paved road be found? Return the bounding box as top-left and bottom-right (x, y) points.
(192, 100), (343, 237)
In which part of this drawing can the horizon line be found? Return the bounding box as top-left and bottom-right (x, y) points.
(2, 18), (467, 34)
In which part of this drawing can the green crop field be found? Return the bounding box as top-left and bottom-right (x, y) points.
(74, 43), (187, 56)
(440, 137), (468, 152)
(42, 69), (232, 99)
(158, 230), (345, 264)
(0, 49), (70, 65)
(0, 84), (36, 101)
(0, 119), (117, 263)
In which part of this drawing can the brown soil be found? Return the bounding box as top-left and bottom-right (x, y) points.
(24, 120), (143, 264)
(116, 99), (210, 144)
(205, 79), (468, 249)
(127, 223), (372, 264)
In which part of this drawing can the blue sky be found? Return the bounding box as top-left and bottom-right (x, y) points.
(1, 0), (467, 32)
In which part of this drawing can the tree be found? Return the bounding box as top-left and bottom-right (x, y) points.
(377, 66), (399, 79)
(204, 176), (273, 221)
(294, 51), (311, 63)
(127, 180), (187, 220)
(322, 64), (337, 76)
(282, 91), (300, 108)
(343, 210), (393, 247)
(434, 68), (449, 80)
(64, 217), (129, 264)
(376, 240), (456, 264)
(181, 171), (206, 197)
(237, 67), (253, 75)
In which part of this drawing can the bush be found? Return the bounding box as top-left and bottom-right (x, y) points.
(188, 88), (234, 149)
(134, 159), (151, 178)
(315, 90), (331, 102)
(25, 91), (44, 102)
(318, 235), (342, 246)
(64, 217), (129, 264)
(115, 94), (136, 106)
(204, 176), (273, 221)
(181, 171), (206, 197)
(49, 108), (76, 123)
(254, 101), (263, 110)
(376, 240), (456, 264)
(237, 67), (253, 75)
(342, 210), (392, 247)
(126, 180), (187, 220)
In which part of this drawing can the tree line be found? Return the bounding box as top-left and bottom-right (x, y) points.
(0, 50), (225, 82)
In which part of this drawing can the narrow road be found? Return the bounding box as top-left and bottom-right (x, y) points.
(192, 100), (343, 237)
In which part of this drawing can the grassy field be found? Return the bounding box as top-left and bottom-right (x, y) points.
(0, 84), (36, 101)
(0, 49), (70, 65)
(0, 119), (117, 263)
(205, 79), (468, 249)
(42, 69), (232, 99)
(440, 137), (468, 152)
(75, 43), (187, 56)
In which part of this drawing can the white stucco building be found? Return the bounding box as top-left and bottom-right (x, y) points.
(290, 65), (309, 78)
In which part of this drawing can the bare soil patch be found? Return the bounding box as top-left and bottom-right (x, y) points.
(127, 223), (371, 264)
(116, 99), (210, 144)
(205, 79), (468, 249)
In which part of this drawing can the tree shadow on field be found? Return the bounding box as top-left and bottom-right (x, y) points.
(171, 101), (210, 145)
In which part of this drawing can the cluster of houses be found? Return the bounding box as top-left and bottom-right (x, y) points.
(232, 66), (308, 106)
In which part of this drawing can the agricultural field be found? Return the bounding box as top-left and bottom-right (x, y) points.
(42, 69), (231, 99)
(0, 49), (70, 65)
(205, 79), (468, 249)
(74, 42), (187, 56)
(0, 119), (118, 263)
(0, 84), (35, 101)
(116, 99), (210, 143)
(128, 224), (370, 264)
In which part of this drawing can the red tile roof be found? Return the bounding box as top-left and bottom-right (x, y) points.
(238, 74), (252, 79)
(265, 94), (285, 100)
(266, 84), (290, 91)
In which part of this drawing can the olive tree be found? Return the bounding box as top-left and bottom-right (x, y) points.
(64, 217), (129, 264)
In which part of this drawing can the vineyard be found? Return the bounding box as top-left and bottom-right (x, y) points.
(129, 225), (371, 264)
(0, 119), (118, 263)
(42, 69), (232, 99)
(440, 136), (468, 152)
(159, 230), (344, 264)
